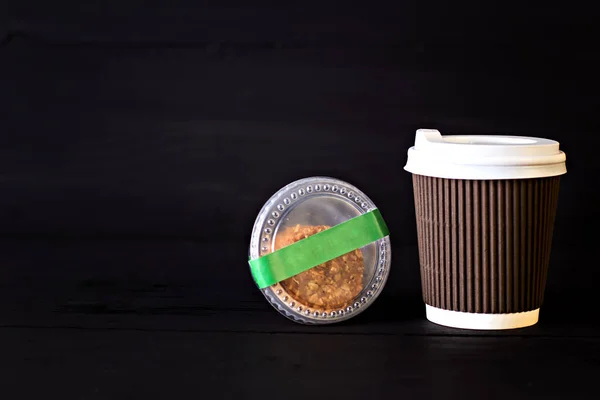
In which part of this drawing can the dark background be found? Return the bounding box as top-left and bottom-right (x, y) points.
(1, 2), (599, 399)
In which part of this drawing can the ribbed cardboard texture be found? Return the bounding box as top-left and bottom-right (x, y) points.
(412, 175), (561, 314)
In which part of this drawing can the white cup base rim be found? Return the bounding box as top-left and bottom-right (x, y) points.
(425, 304), (540, 330)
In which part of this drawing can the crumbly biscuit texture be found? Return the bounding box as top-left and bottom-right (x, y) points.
(275, 224), (365, 310)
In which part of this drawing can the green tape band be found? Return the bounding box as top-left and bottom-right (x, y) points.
(249, 209), (389, 289)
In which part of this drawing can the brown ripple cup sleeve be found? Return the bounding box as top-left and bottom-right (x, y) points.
(405, 129), (567, 330)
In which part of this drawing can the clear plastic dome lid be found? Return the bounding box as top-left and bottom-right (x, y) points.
(248, 177), (391, 324)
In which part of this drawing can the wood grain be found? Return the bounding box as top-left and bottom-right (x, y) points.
(1, 327), (599, 399)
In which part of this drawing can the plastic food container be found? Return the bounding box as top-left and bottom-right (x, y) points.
(248, 177), (391, 324)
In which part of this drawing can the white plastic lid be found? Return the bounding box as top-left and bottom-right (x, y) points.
(404, 129), (567, 180)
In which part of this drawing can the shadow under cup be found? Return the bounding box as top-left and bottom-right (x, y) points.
(405, 130), (567, 330)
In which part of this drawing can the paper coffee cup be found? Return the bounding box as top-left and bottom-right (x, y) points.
(404, 129), (566, 330)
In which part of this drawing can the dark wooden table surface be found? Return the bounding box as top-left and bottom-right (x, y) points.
(2, 2), (599, 399)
